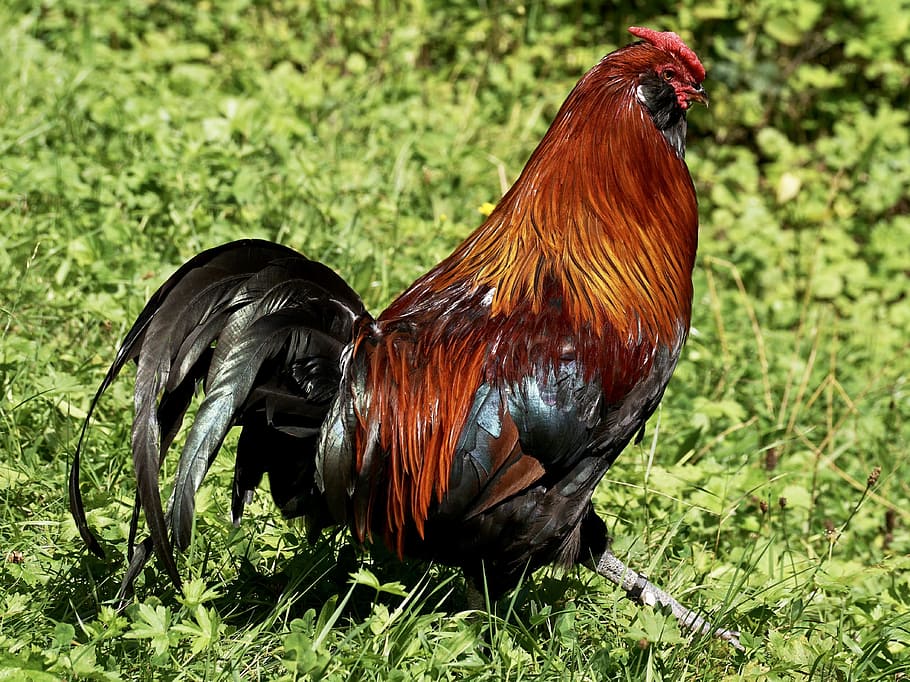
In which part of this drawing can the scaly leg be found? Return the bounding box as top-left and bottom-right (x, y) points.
(591, 546), (744, 651)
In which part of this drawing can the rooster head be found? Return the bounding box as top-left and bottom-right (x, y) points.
(625, 26), (707, 157)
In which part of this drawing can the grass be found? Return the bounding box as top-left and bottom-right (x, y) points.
(2, 1), (908, 680)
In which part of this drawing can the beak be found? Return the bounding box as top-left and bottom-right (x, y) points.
(688, 83), (709, 108)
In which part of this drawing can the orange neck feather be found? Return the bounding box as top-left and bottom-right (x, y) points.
(408, 48), (699, 346)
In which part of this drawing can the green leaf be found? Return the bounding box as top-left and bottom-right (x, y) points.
(125, 604), (174, 657)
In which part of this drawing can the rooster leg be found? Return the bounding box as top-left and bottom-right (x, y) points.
(590, 547), (744, 651)
(465, 579), (486, 611)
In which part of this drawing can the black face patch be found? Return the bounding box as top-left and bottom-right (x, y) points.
(637, 73), (688, 158)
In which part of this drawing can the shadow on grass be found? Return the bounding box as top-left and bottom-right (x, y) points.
(58, 524), (590, 636)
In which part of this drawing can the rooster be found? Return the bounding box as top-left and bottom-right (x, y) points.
(71, 27), (741, 649)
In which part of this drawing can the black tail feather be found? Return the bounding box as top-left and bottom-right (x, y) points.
(169, 281), (360, 549)
(70, 239), (367, 593)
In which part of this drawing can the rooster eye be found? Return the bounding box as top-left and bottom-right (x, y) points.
(662, 69), (676, 82)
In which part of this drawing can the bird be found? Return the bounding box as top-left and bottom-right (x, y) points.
(70, 26), (742, 649)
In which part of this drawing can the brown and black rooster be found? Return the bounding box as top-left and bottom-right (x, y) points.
(71, 27), (741, 648)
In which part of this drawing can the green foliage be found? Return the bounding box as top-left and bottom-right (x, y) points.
(1, 0), (908, 679)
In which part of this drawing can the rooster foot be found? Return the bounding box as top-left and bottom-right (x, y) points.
(590, 547), (744, 652)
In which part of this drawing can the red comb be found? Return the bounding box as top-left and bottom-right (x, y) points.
(627, 26), (706, 82)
